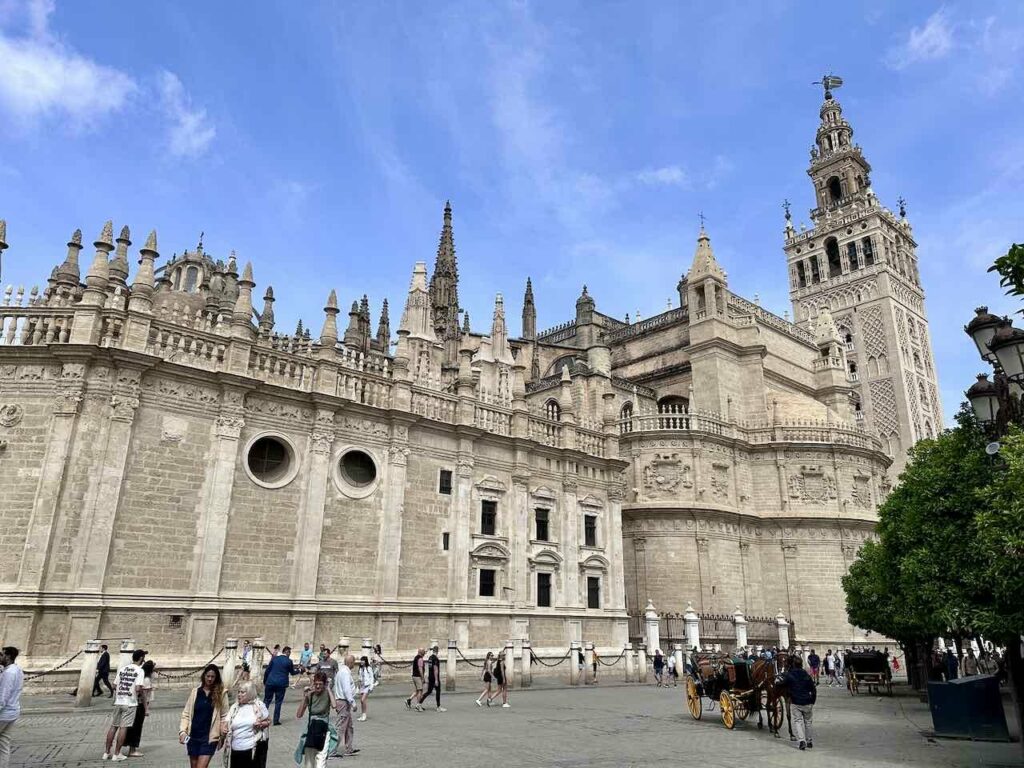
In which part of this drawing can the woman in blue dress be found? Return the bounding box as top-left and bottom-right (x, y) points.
(178, 663), (228, 768)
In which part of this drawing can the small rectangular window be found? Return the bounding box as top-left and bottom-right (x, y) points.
(438, 469), (453, 495)
(587, 576), (601, 609)
(537, 572), (552, 607)
(535, 509), (550, 542)
(479, 568), (496, 597)
(481, 500), (497, 536)
(584, 514), (597, 547)
(442, 532), (450, 551)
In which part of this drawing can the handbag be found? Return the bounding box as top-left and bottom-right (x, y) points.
(306, 712), (328, 752)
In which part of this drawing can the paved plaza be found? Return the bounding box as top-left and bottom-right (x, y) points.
(7, 680), (1020, 767)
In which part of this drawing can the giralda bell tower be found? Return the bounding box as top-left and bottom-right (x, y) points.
(783, 76), (943, 480)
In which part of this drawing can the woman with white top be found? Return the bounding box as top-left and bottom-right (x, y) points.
(222, 680), (270, 768)
(124, 660), (155, 757)
(356, 656), (375, 722)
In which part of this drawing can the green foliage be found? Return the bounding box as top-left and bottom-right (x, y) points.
(843, 405), (1004, 644)
(988, 242), (1024, 298)
(972, 427), (1024, 638)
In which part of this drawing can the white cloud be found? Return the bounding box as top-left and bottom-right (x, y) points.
(886, 8), (955, 69)
(636, 165), (688, 187)
(0, 0), (136, 123)
(158, 71), (215, 158)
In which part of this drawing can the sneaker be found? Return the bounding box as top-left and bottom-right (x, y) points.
(475, 699), (482, 707)
(436, 706), (447, 712)
(807, 742), (813, 749)
(501, 703), (510, 708)
(112, 756), (128, 763)
(102, 755), (111, 761)
(798, 741), (806, 751)
(357, 714), (367, 722)
(415, 704), (424, 712)
(405, 698), (411, 710)
(486, 699), (491, 707)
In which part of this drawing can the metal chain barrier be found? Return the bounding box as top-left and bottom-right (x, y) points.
(596, 649), (626, 667)
(455, 648), (484, 668)
(24, 650), (83, 682)
(529, 648), (572, 667)
(373, 652), (412, 670)
(154, 648), (225, 680)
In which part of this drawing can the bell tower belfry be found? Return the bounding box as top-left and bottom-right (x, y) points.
(783, 76), (942, 479)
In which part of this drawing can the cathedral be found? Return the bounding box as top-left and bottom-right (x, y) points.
(0, 82), (940, 666)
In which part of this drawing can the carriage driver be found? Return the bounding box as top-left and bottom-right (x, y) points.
(781, 656), (817, 751)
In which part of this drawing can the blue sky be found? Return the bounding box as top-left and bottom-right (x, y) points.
(1, 0), (1022, 422)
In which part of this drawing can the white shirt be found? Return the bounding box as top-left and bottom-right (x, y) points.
(667, 656), (677, 670)
(0, 663), (23, 721)
(228, 701), (268, 751)
(333, 664), (355, 704)
(358, 666), (375, 693)
(113, 664), (144, 707)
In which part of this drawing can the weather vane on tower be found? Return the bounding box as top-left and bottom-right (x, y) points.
(813, 73), (844, 99)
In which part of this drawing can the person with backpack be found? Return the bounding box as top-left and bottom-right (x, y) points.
(295, 672), (336, 768)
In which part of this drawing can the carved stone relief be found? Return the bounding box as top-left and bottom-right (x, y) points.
(0, 403), (24, 427)
(642, 452), (692, 497)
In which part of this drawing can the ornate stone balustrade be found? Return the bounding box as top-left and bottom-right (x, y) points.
(536, 319), (576, 343)
(0, 307), (75, 345)
(474, 401), (513, 436)
(603, 307), (688, 344)
(528, 414), (562, 447)
(410, 387), (458, 423)
(619, 410), (882, 452)
(147, 321), (227, 371)
(726, 292), (815, 345)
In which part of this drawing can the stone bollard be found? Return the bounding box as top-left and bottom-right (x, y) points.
(637, 643), (648, 684)
(116, 639), (135, 676)
(361, 638), (373, 661)
(584, 642), (595, 685)
(252, 637), (266, 690)
(338, 636), (350, 658)
(520, 640), (532, 688)
(624, 642), (634, 683)
(75, 640), (102, 708)
(673, 644), (683, 684)
(775, 610), (790, 650)
(683, 602), (701, 651)
(223, 638), (239, 692)
(569, 641), (581, 686)
(504, 640), (515, 691)
(446, 640), (457, 692)
(733, 606), (748, 650)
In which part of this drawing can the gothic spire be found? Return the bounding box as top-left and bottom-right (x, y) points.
(56, 228), (83, 287)
(259, 286), (275, 333)
(490, 293), (514, 364)
(522, 276), (536, 340)
(429, 200), (460, 341)
(320, 289), (339, 347)
(687, 226), (727, 284)
(399, 262), (436, 342)
(109, 225), (131, 286)
(376, 298), (391, 349)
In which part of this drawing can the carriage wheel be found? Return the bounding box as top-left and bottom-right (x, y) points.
(720, 691), (736, 729)
(768, 694), (785, 730)
(686, 678), (702, 720)
(735, 694), (750, 720)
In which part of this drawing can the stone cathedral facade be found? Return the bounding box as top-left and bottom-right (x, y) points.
(0, 84), (937, 664)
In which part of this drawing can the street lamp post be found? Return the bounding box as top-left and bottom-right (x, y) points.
(964, 308), (1024, 436)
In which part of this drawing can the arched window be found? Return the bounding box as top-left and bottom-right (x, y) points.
(620, 402), (633, 434)
(827, 176), (842, 203)
(545, 399), (561, 421)
(183, 265), (199, 293)
(846, 241), (859, 270)
(825, 238), (842, 278)
(810, 257), (821, 283)
(862, 237), (875, 266)
(796, 261), (807, 288)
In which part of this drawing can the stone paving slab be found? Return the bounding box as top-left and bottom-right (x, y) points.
(7, 682), (1020, 767)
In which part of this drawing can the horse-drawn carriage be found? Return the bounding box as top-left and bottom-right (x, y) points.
(684, 653), (785, 731)
(844, 650), (892, 695)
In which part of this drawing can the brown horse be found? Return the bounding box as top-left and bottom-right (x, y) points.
(763, 652), (795, 740)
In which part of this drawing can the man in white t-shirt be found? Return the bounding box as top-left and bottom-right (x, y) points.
(102, 649), (146, 762)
